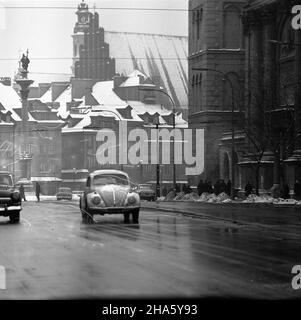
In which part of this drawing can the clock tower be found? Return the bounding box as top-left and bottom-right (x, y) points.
(72, 0), (92, 76)
(71, 0), (116, 82)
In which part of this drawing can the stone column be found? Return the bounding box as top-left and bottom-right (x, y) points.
(15, 76), (34, 180)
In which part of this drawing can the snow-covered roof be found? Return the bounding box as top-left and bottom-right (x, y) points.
(91, 80), (127, 107)
(120, 69), (149, 87)
(54, 85), (72, 119)
(40, 86), (52, 103)
(0, 84), (21, 108)
(105, 31), (188, 111)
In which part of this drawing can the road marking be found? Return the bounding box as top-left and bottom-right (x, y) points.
(0, 266), (6, 290)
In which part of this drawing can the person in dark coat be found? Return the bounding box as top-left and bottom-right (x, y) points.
(213, 180), (220, 195)
(162, 186), (167, 197)
(197, 179), (204, 196)
(282, 183), (290, 199)
(35, 182), (41, 202)
(207, 181), (213, 194)
(226, 180), (232, 196)
(245, 182), (253, 197)
(219, 179), (226, 193)
(19, 184), (26, 201)
(294, 180), (301, 200)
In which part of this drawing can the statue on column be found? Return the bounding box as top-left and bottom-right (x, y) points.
(18, 50), (30, 79)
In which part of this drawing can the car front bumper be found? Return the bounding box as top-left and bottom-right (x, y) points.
(87, 206), (140, 214)
(0, 205), (22, 212)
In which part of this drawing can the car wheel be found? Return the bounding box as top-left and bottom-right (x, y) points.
(9, 211), (20, 224)
(132, 209), (139, 224)
(124, 213), (130, 224)
(82, 210), (94, 224)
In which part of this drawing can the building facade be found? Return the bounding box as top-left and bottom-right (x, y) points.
(188, 0), (247, 187)
(189, 0), (301, 195)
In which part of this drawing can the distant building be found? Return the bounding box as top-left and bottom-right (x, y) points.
(60, 72), (188, 191)
(0, 82), (64, 194)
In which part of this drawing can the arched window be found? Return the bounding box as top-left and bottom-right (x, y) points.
(223, 6), (241, 49)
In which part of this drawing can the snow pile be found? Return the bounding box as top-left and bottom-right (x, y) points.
(242, 194), (274, 203)
(164, 190), (176, 201)
(182, 192), (200, 202)
(273, 198), (297, 205)
(173, 192), (185, 201)
(156, 196), (166, 202)
(197, 192), (213, 202)
(207, 192), (230, 203)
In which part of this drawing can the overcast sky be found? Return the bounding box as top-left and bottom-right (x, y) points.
(0, 0), (188, 83)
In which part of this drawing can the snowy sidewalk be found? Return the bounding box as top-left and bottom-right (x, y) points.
(23, 194), (80, 202)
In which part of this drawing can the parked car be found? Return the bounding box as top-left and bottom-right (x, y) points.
(56, 187), (73, 200)
(0, 171), (21, 223)
(80, 170), (140, 223)
(136, 184), (156, 201)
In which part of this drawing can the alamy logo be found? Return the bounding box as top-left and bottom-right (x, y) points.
(291, 265), (301, 290)
(95, 121), (204, 175)
(292, 5), (301, 30)
(0, 265), (6, 290)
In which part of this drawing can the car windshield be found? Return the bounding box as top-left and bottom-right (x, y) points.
(0, 175), (13, 186)
(92, 174), (129, 186)
(59, 188), (71, 192)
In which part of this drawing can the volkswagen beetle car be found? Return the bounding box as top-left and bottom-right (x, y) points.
(80, 170), (140, 223)
(0, 171), (22, 223)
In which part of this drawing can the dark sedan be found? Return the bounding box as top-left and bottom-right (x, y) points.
(136, 184), (156, 201)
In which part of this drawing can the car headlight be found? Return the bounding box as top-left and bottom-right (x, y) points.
(92, 195), (101, 205)
(12, 192), (21, 201)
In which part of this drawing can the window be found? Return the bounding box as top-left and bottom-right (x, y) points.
(192, 6), (203, 41)
(223, 5), (241, 49)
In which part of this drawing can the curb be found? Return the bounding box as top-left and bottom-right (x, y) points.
(141, 204), (244, 224)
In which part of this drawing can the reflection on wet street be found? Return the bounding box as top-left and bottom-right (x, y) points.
(0, 201), (300, 299)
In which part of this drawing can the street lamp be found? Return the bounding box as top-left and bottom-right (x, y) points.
(138, 87), (177, 191)
(192, 67), (236, 200)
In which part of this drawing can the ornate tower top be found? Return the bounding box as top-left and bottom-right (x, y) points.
(74, 0), (91, 33)
(77, 0), (89, 12)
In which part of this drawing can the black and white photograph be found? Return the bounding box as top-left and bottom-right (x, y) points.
(0, 0), (300, 313)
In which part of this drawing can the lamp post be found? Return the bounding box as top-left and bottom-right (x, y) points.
(192, 67), (236, 200)
(138, 87), (177, 191)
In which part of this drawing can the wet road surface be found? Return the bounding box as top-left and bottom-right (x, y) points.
(0, 201), (300, 299)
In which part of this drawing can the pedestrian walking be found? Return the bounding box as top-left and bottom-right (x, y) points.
(245, 182), (253, 197)
(19, 184), (26, 201)
(35, 182), (41, 202)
